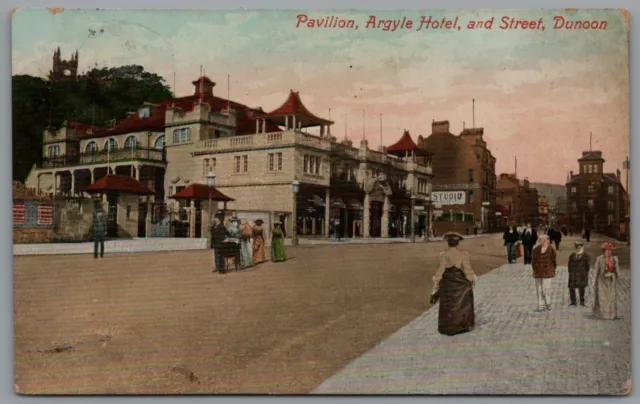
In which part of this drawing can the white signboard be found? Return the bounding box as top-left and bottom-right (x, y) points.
(432, 191), (466, 205)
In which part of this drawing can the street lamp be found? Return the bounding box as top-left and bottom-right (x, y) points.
(424, 195), (431, 242)
(206, 171), (216, 224)
(410, 195), (416, 243)
(292, 180), (300, 245)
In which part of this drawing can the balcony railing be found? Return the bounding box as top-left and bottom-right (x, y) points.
(41, 147), (167, 168)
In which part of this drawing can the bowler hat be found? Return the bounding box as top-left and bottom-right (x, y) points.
(443, 231), (464, 241)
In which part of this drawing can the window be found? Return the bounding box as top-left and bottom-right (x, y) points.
(243, 155), (248, 172)
(608, 201), (615, 210)
(85, 141), (98, 153)
(572, 201), (577, 210)
(608, 214), (614, 225)
(588, 199), (594, 208)
(138, 107), (150, 119)
(47, 145), (61, 158)
(126, 205), (132, 219)
(269, 153), (283, 172)
(588, 165), (593, 174)
(469, 190), (474, 204)
(608, 186), (614, 195)
(211, 158), (217, 170)
(234, 156), (241, 173)
(154, 135), (165, 150)
(588, 185), (594, 193)
(468, 169), (474, 182)
(594, 165), (599, 173)
(304, 155), (309, 173)
(203, 159), (210, 175)
(315, 157), (320, 174)
(571, 187), (577, 194)
(304, 154), (319, 174)
(104, 138), (118, 152)
(124, 135), (139, 149)
(214, 130), (221, 139)
(173, 128), (191, 144)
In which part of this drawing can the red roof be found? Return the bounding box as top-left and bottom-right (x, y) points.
(170, 183), (234, 201)
(80, 175), (154, 195)
(387, 130), (420, 152)
(80, 76), (281, 138)
(66, 120), (107, 135)
(264, 90), (333, 126)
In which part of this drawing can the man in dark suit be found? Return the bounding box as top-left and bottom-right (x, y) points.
(521, 223), (538, 265)
(210, 217), (228, 273)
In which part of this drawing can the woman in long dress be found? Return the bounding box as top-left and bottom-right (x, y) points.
(271, 223), (287, 262)
(593, 242), (620, 320)
(430, 231), (477, 336)
(239, 219), (253, 269)
(252, 219), (266, 265)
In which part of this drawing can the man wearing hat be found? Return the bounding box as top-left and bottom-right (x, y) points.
(567, 241), (590, 307)
(210, 217), (229, 273)
(531, 234), (557, 312)
(430, 231), (477, 336)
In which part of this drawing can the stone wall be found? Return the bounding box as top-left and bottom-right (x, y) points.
(13, 227), (54, 244)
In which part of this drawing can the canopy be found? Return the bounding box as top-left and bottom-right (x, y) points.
(170, 183), (234, 201)
(80, 175), (154, 195)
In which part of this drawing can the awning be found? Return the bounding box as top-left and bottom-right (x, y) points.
(170, 183), (234, 201)
(80, 174), (154, 195)
(310, 194), (325, 207)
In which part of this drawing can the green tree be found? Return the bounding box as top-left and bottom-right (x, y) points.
(12, 65), (173, 181)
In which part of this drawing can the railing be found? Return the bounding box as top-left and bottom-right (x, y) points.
(41, 147), (166, 168)
(197, 131), (288, 152)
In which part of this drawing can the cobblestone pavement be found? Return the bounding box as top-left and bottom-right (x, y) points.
(313, 263), (631, 395)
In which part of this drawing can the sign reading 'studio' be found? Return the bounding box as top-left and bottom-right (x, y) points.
(432, 191), (466, 205)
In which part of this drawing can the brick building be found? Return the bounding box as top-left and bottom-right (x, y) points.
(496, 174), (540, 226)
(566, 150), (628, 240)
(417, 120), (498, 235)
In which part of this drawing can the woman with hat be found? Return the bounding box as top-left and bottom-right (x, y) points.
(429, 231), (477, 336)
(593, 242), (620, 320)
(567, 241), (590, 307)
(239, 219), (254, 269)
(252, 219), (267, 265)
(271, 222), (287, 262)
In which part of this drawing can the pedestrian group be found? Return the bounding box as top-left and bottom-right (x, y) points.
(430, 226), (620, 337)
(210, 215), (287, 274)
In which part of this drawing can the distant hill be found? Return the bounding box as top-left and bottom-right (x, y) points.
(529, 182), (566, 206)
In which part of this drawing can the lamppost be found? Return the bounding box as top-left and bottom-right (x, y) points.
(292, 180), (300, 245)
(410, 195), (416, 243)
(424, 195), (431, 242)
(207, 172), (216, 224)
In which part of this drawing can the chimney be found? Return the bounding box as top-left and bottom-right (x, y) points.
(432, 120), (450, 134)
(617, 169), (621, 180)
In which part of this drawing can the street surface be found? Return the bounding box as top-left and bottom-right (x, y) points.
(13, 233), (630, 394)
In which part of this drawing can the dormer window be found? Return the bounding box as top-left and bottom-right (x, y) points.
(138, 107), (151, 119)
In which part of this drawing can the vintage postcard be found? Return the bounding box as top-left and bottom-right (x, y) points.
(12, 8), (630, 395)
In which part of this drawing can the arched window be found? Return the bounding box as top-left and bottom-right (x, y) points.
(124, 135), (139, 149)
(85, 141), (98, 153)
(154, 135), (165, 150)
(104, 138), (118, 152)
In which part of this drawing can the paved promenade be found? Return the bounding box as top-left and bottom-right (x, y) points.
(13, 233), (492, 255)
(313, 263), (631, 395)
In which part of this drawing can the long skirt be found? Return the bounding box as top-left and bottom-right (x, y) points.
(252, 237), (266, 264)
(271, 237), (287, 262)
(505, 242), (516, 262)
(239, 239), (253, 269)
(437, 266), (475, 336)
(594, 272), (617, 320)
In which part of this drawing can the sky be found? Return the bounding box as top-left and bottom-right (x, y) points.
(12, 8), (630, 184)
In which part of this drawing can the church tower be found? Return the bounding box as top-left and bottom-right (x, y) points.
(49, 47), (78, 81)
